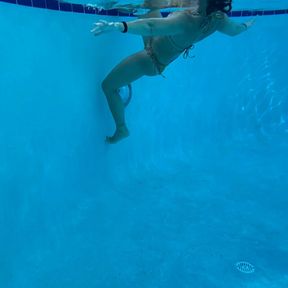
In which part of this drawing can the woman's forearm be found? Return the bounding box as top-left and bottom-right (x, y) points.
(229, 19), (255, 36)
(91, 14), (182, 37)
(218, 17), (256, 36)
(115, 19), (160, 36)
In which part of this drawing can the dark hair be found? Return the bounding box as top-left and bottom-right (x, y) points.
(206, 0), (232, 15)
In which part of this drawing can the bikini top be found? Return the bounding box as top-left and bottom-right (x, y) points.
(167, 35), (194, 59)
(166, 10), (225, 58)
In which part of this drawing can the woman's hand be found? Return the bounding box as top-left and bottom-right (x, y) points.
(90, 20), (122, 36)
(245, 18), (256, 29)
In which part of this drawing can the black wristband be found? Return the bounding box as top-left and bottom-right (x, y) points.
(122, 21), (128, 33)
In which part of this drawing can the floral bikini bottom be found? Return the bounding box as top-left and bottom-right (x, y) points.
(145, 46), (167, 77)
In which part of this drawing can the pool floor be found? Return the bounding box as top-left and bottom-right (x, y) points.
(6, 143), (288, 288)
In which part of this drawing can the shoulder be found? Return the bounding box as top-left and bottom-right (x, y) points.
(166, 9), (200, 28)
(209, 11), (229, 29)
(169, 9), (201, 20)
(183, 9), (202, 20)
(210, 10), (226, 20)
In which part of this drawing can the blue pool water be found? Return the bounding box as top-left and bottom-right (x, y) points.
(0, 2), (288, 287)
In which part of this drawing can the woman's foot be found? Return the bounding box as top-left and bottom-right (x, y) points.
(106, 125), (130, 144)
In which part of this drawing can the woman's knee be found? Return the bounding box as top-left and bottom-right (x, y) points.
(102, 77), (115, 94)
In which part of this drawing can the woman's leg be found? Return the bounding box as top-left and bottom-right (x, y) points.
(102, 50), (158, 144)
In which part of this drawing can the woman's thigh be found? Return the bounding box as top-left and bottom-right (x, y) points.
(103, 50), (158, 90)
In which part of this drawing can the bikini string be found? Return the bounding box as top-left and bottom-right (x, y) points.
(183, 45), (195, 59)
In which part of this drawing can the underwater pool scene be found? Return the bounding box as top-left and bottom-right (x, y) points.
(0, 0), (288, 287)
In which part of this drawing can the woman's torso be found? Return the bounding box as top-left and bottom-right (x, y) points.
(150, 10), (225, 65)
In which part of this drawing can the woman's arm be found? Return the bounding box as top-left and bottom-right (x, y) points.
(217, 14), (255, 36)
(91, 13), (187, 37)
